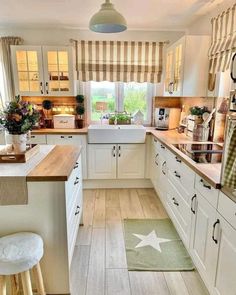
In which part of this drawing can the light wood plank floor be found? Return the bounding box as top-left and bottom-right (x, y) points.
(70, 188), (209, 295)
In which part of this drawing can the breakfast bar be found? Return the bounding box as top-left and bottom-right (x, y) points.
(0, 145), (83, 294)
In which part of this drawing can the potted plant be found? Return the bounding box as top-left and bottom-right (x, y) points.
(0, 96), (39, 153)
(75, 95), (85, 129)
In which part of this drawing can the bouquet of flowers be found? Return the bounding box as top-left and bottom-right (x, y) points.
(0, 96), (39, 134)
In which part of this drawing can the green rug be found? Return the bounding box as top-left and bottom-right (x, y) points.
(124, 218), (194, 271)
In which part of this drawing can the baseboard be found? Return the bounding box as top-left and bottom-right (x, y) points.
(83, 179), (153, 189)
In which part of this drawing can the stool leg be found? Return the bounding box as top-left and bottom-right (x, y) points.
(10, 275), (19, 295)
(21, 271), (33, 295)
(32, 263), (46, 295)
(0, 275), (7, 295)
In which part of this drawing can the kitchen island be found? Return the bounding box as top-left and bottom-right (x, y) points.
(0, 145), (83, 294)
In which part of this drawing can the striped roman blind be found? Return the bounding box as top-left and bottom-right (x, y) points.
(208, 4), (236, 90)
(77, 40), (164, 83)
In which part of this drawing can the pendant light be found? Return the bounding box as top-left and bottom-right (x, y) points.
(89, 0), (127, 33)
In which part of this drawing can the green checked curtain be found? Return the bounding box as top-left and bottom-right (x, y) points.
(76, 40), (164, 83)
(222, 119), (236, 189)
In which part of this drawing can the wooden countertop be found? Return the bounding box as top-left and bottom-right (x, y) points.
(27, 145), (82, 181)
(149, 129), (222, 189)
(0, 145), (82, 182)
(31, 127), (88, 135)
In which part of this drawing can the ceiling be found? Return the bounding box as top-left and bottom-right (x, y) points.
(0, 0), (226, 31)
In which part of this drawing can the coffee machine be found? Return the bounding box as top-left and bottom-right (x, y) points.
(154, 108), (181, 130)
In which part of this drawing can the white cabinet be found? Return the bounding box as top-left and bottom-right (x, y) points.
(88, 144), (116, 179)
(0, 153), (83, 294)
(46, 134), (87, 179)
(88, 143), (146, 180)
(164, 35), (210, 97)
(29, 134), (47, 145)
(213, 215), (236, 295)
(11, 45), (75, 96)
(117, 144), (145, 179)
(150, 137), (168, 203)
(190, 192), (219, 291)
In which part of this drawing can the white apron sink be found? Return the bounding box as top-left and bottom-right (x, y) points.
(88, 124), (146, 143)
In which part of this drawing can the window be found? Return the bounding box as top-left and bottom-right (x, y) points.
(90, 81), (116, 121)
(84, 81), (154, 124)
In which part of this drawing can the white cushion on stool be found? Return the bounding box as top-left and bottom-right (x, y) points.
(0, 232), (44, 275)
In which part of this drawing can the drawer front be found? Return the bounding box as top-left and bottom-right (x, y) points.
(166, 179), (192, 248)
(67, 185), (83, 265)
(218, 192), (236, 229)
(47, 134), (80, 145)
(167, 151), (195, 201)
(66, 155), (82, 206)
(29, 134), (47, 144)
(195, 174), (219, 208)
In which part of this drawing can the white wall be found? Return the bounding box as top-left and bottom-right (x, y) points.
(0, 27), (184, 45)
(187, 0), (235, 35)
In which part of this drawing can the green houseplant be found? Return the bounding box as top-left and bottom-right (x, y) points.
(75, 95), (85, 128)
(0, 96), (39, 153)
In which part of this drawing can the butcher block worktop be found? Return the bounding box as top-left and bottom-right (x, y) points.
(0, 145), (82, 182)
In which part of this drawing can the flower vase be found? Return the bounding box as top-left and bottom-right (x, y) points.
(5, 132), (28, 153)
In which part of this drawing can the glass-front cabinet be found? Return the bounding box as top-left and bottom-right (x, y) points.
(11, 45), (75, 96)
(164, 39), (184, 96)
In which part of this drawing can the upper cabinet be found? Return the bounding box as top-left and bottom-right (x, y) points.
(164, 35), (210, 97)
(11, 45), (76, 96)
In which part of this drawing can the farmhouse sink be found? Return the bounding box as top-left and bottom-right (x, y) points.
(88, 124), (146, 143)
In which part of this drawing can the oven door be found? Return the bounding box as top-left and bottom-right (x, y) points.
(230, 53), (236, 83)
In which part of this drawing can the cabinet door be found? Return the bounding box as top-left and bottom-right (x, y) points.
(117, 144), (145, 179)
(11, 46), (44, 96)
(213, 215), (236, 295)
(190, 192), (219, 291)
(46, 134), (87, 179)
(164, 39), (184, 96)
(42, 46), (74, 96)
(88, 144), (116, 179)
(164, 48), (174, 96)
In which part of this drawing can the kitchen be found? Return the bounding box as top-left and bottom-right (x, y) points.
(0, 0), (235, 295)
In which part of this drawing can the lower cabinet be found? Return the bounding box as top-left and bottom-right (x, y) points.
(213, 214), (236, 295)
(88, 143), (145, 179)
(88, 144), (116, 179)
(190, 192), (219, 291)
(166, 176), (192, 248)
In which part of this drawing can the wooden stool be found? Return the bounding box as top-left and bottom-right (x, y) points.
(0, 232), (46, 295)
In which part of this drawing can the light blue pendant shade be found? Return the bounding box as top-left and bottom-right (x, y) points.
(89, 0), (127, 33)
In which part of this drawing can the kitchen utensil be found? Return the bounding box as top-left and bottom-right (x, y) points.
(203, 108), (216, 128)
(202, 112), (209, 122)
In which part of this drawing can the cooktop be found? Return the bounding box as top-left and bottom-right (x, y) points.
(172, 143), (223, 164)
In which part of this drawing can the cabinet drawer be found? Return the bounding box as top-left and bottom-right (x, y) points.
(67, 185), (83, 265)
(66, 155), (82, 204)
(29, 134), (47, 144)
(218, 192), (236, 229)
(195, 174), (219, 208)
(166, 178), (191, 247)
(167, 151), (195, 199)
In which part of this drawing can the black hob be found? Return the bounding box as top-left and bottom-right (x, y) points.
(172, 143), (223, 164)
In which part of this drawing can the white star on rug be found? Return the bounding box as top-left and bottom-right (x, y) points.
(133, 230), (171, 252)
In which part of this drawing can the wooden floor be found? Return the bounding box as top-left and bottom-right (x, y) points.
(70, 188), (209, 295)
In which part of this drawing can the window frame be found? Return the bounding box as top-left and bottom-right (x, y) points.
(80, 81), (155, 125)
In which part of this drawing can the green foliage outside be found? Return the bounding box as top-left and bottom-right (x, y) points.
(123, 84), (147, 119)
(91, 83), (147, 121)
